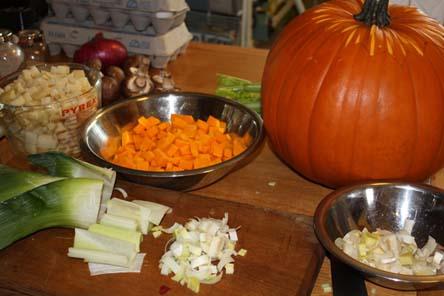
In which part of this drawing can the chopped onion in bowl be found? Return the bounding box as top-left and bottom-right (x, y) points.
(158, 213), (245, 293)
(335, 219), (444, 276)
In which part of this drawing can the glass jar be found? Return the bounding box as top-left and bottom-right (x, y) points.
(0, 63), (102, 156)
(0, 29), (25, 78)
(17, 29), (48, 66)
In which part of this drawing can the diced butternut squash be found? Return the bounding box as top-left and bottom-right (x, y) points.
(207, 115), (220, 128)
(138, 116), (160, 128)
(101, 113), (250, 172)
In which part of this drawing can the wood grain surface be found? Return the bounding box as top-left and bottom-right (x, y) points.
(0, 42), (441, 296)
(0, 180), (323, 296)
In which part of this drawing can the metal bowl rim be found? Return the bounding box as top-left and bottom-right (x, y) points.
(82, 91), (264, 178)
(314, 181), (444, 284)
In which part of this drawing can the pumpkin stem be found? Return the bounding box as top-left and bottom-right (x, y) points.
(354, 0), (390, 28)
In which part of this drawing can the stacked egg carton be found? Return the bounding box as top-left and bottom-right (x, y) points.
(40, 0), (193, 68)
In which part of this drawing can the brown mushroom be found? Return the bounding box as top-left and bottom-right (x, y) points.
(123, 67), (153, 97)
(102, 76), (120, 105)
(152, 70), (176, 92)
(86, 58), (102, 71)
(105, 66), (125, 85)
(123, 55), (150, 76)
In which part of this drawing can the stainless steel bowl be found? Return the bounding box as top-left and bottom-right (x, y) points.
(82, 92), (263, 191)
(314, 182), (444, 291)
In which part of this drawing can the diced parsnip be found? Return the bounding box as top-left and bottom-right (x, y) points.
(132, 200), (172, 225)
(0, 65), (96, 156)
(68, 248), (129, 267)
(0, 89), (16, 102)
(10, 96), (25, 106)
(37, 134), (58, 150)
(88, 224), (142, 252)
(107, 198), (151, 234)
(100, 213), (138, 231)
(71, 69), (86, 79)
(51, 65), (70, 74)
(73, 228), (137, 262)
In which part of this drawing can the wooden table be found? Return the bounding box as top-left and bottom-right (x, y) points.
(0, 42), (438, 296)
(169, 43), (435, 296)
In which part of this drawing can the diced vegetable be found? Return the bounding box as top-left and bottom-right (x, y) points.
(336, 221), (444, 275)
(101, 114), (252, 172)
(158, 213), (245, 293)
(0, 176), (103, 250)
(0, 65), (99, 156)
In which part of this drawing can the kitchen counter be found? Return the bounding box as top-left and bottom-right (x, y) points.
(0, 42), (438, 296)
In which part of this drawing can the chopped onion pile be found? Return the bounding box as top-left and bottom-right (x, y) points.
(158, 213), (246, 293)
(335, 220), (444, 275)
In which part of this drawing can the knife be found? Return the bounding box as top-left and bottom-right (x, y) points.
(330, 255), (368, 296)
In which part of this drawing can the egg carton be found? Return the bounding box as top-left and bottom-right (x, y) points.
(48, 1), (188, 34)
(41, 17), (193, 68)
(47, 0), (189, 12)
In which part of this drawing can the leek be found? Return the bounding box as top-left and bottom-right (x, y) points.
(0, 177), (103, 250)
(68, 248), (129, 267)
(0, 165), (64, 202)
(132, 200), (172, 225)
(215, 74), (261, 114)
(73, 228), (137, 262)
(107, 198), (150, 234)
(99, 213), (138, 231)
(28, 152), (116, 208)
(88, 223), (142, 251)
(159, 213), (244, 293)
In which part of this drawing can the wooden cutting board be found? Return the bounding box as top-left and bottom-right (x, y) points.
(0, 180), (324, 296)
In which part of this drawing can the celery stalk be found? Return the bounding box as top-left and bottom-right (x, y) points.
(0, 178), (103, 250)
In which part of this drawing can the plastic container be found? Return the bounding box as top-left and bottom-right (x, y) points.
(48, 0), (189, 13)
(0, 63), (102, 156)
(47, 0), (189, 33)
(41, 18), (193, 68)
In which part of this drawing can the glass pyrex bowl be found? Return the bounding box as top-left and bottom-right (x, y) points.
(0, 63), (102, 156)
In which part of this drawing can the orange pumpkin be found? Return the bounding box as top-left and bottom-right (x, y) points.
(262, 0), (444, 188)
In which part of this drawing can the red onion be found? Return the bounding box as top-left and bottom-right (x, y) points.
(73, 33), (128, 68)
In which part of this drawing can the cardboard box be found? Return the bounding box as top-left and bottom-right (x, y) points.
(41, 17), (193, 68)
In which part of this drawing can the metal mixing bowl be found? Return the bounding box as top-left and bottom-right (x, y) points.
(314, 182), (444, 291)
(82, 92), (263, 191)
